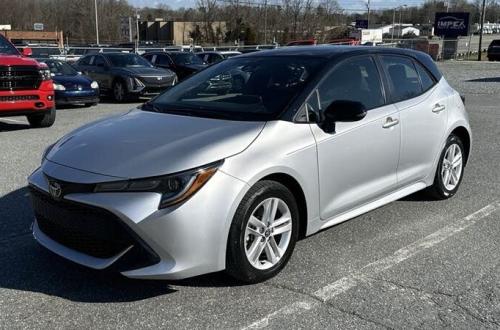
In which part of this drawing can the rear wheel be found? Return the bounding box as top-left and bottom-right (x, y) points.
(425, 134), (465, 199)
(226, 181), (299, 283)
(27, 107), (56, 128)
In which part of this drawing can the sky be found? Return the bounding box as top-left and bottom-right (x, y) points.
(130, 0), (427, 11)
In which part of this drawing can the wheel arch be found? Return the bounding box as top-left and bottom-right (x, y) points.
(450, 126), (471, 166)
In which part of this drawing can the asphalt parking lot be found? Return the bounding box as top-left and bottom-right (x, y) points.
(1, 61), (500, 329)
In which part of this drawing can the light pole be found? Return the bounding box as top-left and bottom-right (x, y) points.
(392, 8), (396, 41)
(135, 9), (140, 52)
(478, 0), (486, 61)
(398, 5), (407, 38)
(264, 0), (268, 44)
(94, 0), (99, 45)
(366, 0), (371, 29)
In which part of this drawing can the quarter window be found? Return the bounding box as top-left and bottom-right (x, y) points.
(316, 56), (385, 112)
(415, 62), (436, 92)
(381, 55), (422, 102)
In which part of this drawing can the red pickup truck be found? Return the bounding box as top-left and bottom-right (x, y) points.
(0, 34), (55, 128)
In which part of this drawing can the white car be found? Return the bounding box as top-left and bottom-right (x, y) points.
(29, 46), (471, 283)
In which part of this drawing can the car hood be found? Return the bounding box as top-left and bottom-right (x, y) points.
(53, 74), (92, 87)
(46, 109), (265, 179)
(114, 66), (174, 77)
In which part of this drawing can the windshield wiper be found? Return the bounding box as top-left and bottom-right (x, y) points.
(141, 102), (163, 113)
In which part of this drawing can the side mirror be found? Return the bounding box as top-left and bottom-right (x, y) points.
(22, 47), (33, 57)
(319, 100), (367, 133)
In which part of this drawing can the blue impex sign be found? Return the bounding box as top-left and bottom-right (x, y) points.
(434, 12), (470, 37)
(355, 20), (368, 29)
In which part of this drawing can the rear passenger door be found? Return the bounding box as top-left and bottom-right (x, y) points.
(379, 55), (448, 187)
(309, 55), (401, 220)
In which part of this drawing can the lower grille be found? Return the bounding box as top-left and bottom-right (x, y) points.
(30, 187), (134, 259)
(0, 95), (39, 102)
(0, 66), (42, 91)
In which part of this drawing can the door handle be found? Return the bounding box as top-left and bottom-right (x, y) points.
(432, 103), (446, 113)
(382, 117), (399, 129)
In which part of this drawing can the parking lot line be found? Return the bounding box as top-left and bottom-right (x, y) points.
(242, 200), (500, 329)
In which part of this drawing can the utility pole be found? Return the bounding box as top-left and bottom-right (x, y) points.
(478, 0), (486, 61)
(366, 0), (371, 29)
(391, 8), (396, 41)
(264, 0), (268, 44)
(398, 5), (406, 38)
(135, 8), (140, 52)
(94, 0), (99, 45)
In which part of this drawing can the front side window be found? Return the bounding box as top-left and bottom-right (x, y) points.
(0, 36), (19, 55)
(78, 56), (92, 66)
(381, 55), (422, 103)
(94, 56), (106, 67)
(148, 56), (326, 121)
(315, 56), (385, 113)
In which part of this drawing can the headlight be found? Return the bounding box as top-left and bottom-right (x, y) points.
(39, 68), (51, 81)
(90, 81), (99, 89)
(94, 161), (222, 208)
(53, 83), (66, 91)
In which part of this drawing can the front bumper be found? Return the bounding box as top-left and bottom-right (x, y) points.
(28, 161), (248, 279)
(55, 89), (99, 106)
(0, 80), (55, 116)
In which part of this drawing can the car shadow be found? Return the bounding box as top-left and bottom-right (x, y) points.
(466, 77), (500, 83)
(0, 120), (31, 132)
(0, 187), (176, 302)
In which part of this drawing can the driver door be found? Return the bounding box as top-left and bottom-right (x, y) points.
(308, 55), (401, 220)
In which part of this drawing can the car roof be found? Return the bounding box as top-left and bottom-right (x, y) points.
(238, 45), (442, 80)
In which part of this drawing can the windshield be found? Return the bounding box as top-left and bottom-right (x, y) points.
(44, 60), (78, 76)
(170, 52), (204, 65)
(106, 53), (152, 68)
(148, 56), (326, 121)
(0, 36), (19, 55)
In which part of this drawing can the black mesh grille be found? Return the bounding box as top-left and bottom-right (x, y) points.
(30, 187), (134, 258)
(0, 66), (42, 91)
(0, 95), (39, 102)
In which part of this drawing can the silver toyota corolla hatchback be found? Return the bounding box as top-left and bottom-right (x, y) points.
(28, 46), (471, 283)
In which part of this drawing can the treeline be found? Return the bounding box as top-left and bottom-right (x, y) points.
(0, 0), (499, 45)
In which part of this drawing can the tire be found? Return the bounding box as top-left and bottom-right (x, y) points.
(226, 180), (299, 283)
(425, 134), (466, 200)
(112, 80), (128, 102)
(27, 107), (56, 128)
(84, 102), (98, 107)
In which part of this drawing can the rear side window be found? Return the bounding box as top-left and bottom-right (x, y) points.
(381, 55), (422, 103)
(316, 56), (385, 111)
(415, 62), (436, 92)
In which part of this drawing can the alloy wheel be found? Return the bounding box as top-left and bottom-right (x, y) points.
(244, 197), (292, 270)
(441, 143), (463, 191)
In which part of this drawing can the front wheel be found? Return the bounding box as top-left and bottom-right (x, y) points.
(226, 181), (299, 283)
(27, 107), (56, 128)
(113, 80), (127, 102)
(425, 134), (466, 199)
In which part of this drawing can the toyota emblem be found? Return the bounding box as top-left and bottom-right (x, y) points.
(48, 181), (62, 200)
